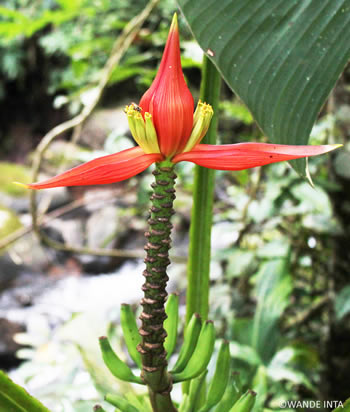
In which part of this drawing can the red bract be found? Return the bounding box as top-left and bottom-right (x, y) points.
(172, 143), (339, 169)
(139, 14), (194, 157)
(25, 14), (341, 191)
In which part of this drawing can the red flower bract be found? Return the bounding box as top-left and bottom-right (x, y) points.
(139, 14), (194, 157)
(26, 147), (162, 189)
(23, 13), (341, 191)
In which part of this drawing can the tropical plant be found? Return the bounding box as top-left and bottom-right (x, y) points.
(1, 1), (350, 411)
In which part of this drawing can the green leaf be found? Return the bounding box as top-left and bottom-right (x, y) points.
(251, 366), (268, 412)
(0, 370), (51, 412)
(229, 342), (261, 366)
(266, 363), (314, 391)
(0, 6), (29, 22)
(55, 0), (84, 11)
(335, 285), (350, 320)
(178, 0), (350, 175)
(267, 346), (316, 391)
(226, 249), (255, 278)
(333, 398), (350, 412)
(251, 258), (292, 364)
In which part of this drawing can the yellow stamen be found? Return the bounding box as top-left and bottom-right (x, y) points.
(182, 101), (213, 152)
(125, 104), (160, 154)
(193, 99), (204, 126)
(145, 113), (160, 153)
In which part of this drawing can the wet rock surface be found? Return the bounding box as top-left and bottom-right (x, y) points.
(0, 255), (184, 371)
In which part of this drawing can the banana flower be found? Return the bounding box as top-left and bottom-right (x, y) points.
(26, 14), (339, 190)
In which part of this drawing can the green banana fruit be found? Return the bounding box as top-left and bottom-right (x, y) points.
(120, 303), (142, 368)
(199, 340), (231, 411)
(186, 370), (208, 412)
(214, 372), (242, 412)
(99, 336), (143, 384)
(229, 390), (256, 412)
(164, 293), (179, 359)
(105, 393), (140, 411)
(171, 313), (202, 374)
(172, 320), (215, 383)
(179, 393), (190, 412)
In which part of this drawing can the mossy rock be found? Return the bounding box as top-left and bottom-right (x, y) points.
(0, 205), (22, 241)
(0, 162), (31, 197)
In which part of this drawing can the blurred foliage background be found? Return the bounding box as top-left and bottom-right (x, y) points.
(0, 1), (350, 411)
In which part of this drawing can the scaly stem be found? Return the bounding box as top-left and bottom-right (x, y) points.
(186, 56), (221, 324)
(138, 160), (177, 412)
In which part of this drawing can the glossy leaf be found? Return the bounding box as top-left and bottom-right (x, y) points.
(177, 0), (350, 174)
(333, 398), (350, 412)
(0, 370), (51, 412)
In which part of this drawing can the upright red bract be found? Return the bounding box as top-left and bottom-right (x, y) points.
(139, 14), (194, 157)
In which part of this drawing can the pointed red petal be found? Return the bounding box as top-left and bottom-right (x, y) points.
(139, 14), (194, 157)
(173, 143), (341, 170)
(27, 147), (163, 189)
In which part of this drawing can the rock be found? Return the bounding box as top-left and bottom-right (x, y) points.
(0, 193), (29, 214)
(6, 233), (50, 271)
(46, 218), (84, 247)
(334, 150), (350, 180)
(80, 108), (130, 149)
(40, 186), (71, 211)
(0, 318), (24, 368)
(0, 261), (142, 327)
(0, 182), (69, 215)
(337, 104), (350, 132)
(43, 141), (90, 169)
(78, 204), (122, 272)
(0, 255), (23, 291)
(86, 205), (119, 249)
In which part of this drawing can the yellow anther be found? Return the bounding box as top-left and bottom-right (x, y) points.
(125, 103), (160, 154)
(193, 99), (204, 125)
(135, 112), (147, 143)
(182, 101), (213, 152)
(145, 113), (160, 153)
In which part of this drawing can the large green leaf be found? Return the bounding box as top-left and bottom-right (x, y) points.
(177, 0), (350, 174)
(0, 370), (51, 412)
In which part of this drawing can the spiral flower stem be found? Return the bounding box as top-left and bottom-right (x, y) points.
(138, 159), (177, 412)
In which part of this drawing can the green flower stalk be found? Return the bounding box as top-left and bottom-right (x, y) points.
(139, 160), (177, 410)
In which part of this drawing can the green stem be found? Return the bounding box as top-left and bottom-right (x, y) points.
(138, 160), (177, 412)
(186, 56), (221, 324)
